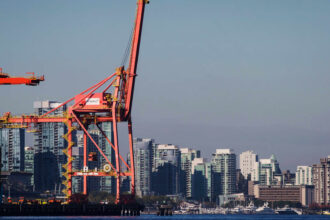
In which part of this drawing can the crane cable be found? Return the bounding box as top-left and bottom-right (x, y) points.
(120, 26), (134, 67)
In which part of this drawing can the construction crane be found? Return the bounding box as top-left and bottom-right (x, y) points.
(0, 0), (149, 204)
(0, 68), (44, 86)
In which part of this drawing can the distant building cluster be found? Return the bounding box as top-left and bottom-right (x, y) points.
(0, 100), (329, 207)
(131, 138), (237, 203)
(131, 139), (330, 206)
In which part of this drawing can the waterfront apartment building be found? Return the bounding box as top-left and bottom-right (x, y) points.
(295, 166), (313, 186)
(180, 148), (201, 198)
(133, 138), (154, 196)
(211, 149), (236, 198)
(312, 156), (330, 205)
(251, 154), (281, 185)
(0, 128), (25, 172)
(153, 144), (181, 195)
(239, 150), (258, 179)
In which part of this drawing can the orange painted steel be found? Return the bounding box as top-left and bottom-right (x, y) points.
(0, 68), (44, 86)
(0, 0), (149, 204)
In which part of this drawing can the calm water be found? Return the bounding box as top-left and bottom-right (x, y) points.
(0, 215), (330, 220)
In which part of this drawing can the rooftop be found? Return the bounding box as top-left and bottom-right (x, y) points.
(215, 149), (234, 154)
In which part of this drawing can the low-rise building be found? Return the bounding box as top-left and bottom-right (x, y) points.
(254, 185), (314, 206)
(218, 193), (245, 206)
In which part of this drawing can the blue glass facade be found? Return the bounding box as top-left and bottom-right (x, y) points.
(0, 128), (25, 172)
(33, 101), (67, 192)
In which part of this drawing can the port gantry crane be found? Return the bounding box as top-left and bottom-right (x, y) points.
(0, 68), (44, 86)
(0, 0), (149, 203)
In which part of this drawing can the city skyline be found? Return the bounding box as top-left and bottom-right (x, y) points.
(1, 125), (329, 206)
(1, 0), (330, 171)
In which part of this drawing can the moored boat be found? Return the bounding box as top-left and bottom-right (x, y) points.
(255, 202), (275, 215)
(276, 205), (298, 215)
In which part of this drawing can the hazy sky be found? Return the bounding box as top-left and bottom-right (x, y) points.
(1, 0), (330, 171)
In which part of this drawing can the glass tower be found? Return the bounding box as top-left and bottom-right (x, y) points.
(0, 128), (25, 172)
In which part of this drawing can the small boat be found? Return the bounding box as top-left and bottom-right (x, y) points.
(255, 202), (275, 215)
(231, 206), (244, 214)
(322, 210), (330, 215)
(243, 202), (257, 214)
(276, 205), (298, 215)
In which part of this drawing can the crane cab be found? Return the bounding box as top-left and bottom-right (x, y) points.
(73, 93), (112, 111)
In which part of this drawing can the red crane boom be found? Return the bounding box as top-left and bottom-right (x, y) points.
(124, 0), (148, 119)
(0, 68), (44, 86)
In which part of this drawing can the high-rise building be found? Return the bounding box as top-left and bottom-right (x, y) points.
(86, 130), (101, 193)
(133, 138), (154, 196)
(236, 169), (248, 194)
(239, 150), (258, 179)
(86, 124), (115, 194)
(312, 156), (330, 205)
(211, 149), (236, 198)
(191, 157), (212, 201)
(33, 100), (67, 188)
(295, 166), (313, 186)
(34, 151), (60, 192)
(153, 144), (181, 195)
(71, 134), (84, 194)
(0, 128), (25, 172)
(180, 148), (201, 198)
(70, 125), (116, 194)
(251, 154), (281, 186)
(24, 146), (34, 187)
(281, 170), (296, 186)
(72, 135), (84, 194)
(96, 122), (115, 194)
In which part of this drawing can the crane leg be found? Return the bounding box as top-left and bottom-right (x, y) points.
(113, 115), (121, 203)
(67, 120), (73, 198)
(83, 132), (87, 195)
(128, 118), (135, 196)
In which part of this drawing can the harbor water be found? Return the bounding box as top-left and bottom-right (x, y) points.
(0, 215), (330, 220)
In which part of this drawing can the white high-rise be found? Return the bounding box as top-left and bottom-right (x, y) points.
(295, 166), (313, 186)
(239, 150), (258, 179)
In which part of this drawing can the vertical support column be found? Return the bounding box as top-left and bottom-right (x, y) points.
(112, 72), (121, 203)
(67, 119), (73, 197)
(128, 117), (135, 196)
(83, 132), (87, 195)
(113, 115), (121, 203)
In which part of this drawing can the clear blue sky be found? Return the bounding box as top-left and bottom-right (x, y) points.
(1, 0), (330, 170)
